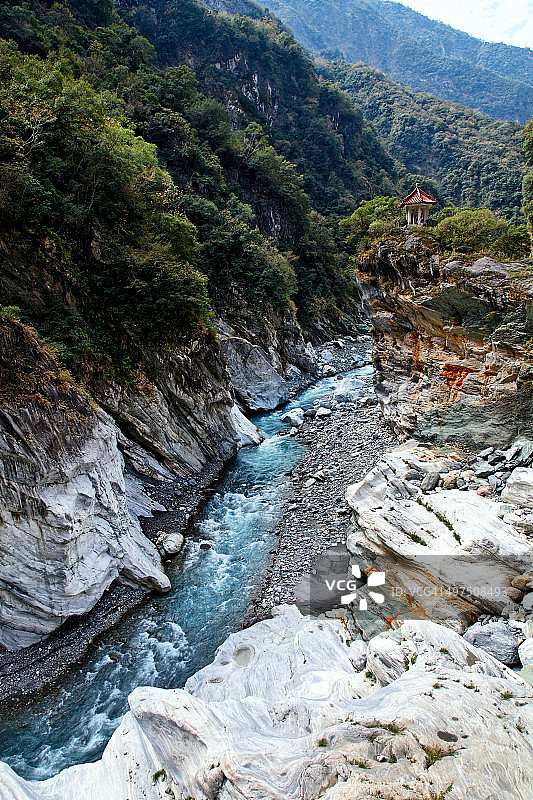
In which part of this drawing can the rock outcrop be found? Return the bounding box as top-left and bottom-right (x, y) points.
(358, 236), (533, 447)
(1, 605), (531, 800)
(0, 296), (316, 650)
(345, 441), (533, 633)
(100, 335), (262, 477)
(216, 297), (318, 412)
(0, 322), (172, 650)
(220, 335), (288, 411)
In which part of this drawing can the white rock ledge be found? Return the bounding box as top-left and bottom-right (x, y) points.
(1, 605), (532, 800)
(346, 442), (533, 624)
(0, 409), (170, 650)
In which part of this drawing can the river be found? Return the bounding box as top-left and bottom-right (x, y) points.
(0, 366), (371, 781)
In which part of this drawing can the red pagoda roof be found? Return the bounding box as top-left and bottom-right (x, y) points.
(399, 184), (437, 207)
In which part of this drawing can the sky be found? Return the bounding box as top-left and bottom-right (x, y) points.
(396, 0), (533, 48)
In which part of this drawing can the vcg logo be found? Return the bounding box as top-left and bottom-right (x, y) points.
(325, 563), (386, 610)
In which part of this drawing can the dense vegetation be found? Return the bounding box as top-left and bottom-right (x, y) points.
(523, 121), (533, 238)
(126, 0), (398, 217)
(339, 196), (401, 254)
(1, 0), (531, 394)
(340, 200), (531, 261)
(320, 62), (527, 221)
(0, 42), (213, 380)
(0, 0), (402, 384)
(258, 0), (533, 123)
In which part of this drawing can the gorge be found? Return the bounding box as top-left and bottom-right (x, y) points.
(1, 0), (533, 798)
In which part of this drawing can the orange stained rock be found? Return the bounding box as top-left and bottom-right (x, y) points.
(441, 362), (477, 400)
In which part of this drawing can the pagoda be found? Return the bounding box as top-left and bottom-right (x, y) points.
(399, 184), (437, 226)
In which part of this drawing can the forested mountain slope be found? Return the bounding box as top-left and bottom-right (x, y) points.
(190, 0), (528, 219)
(321, 61), (527, 220)
(259, 0), (533, 123)
(0, 0), (404, 644)
(0, 0), (400, 391)
(122, 0), (398, 218)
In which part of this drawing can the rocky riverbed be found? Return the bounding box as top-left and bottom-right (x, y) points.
(249, 355), (397, 620)
(2, 323), (533, 799)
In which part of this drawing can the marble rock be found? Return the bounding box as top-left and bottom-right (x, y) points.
(502, 467), (533, 510)
(345, 442), (533, 624)
(157, 531), (184, 557)
(281, 408), (305, 427)
(0, 405), (170, 651)
(1, 606), (532, 800)
(220, 336), (288, 412)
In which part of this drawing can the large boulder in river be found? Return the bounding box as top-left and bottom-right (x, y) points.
(220, 336), (288, 412)
(281, 407), (305, 427)
(156, 531), (184, 557)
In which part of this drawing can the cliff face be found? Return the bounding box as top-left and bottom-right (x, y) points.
(100, 333), (262, 477)
(216, 292), (317, 412)
(0, 302), (314, 648)
(358, 236), (533, 448)
(0, 321), (172, 650)
(262, 0), (533, 123)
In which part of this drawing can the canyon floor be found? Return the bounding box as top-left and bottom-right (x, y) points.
(249, 358), (397, 621)
(0, 334), (388, 708)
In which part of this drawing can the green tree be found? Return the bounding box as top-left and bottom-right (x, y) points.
(434, 208), (511, 255)
(0, 42), (209, 379)
(522, 118), (533, 254)
(340, 196), (401, 253)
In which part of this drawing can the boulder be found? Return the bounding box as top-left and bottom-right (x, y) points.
(441, 473), (457, 490)
(519, 638), (533, 666)
(315, 407), (332, 419)
(229, 404), (263, 447)
(157, 532), (184, 557)
(420, 471), (440, 492)
(320, 348), (335, 363)
(502, 467), (533, 509)
(345, 442), (533, 626)
(281, 408), (305, 427)
(511, 574), (533, 591)
(522, 593), (533, 612)
(463, 621), (520, 666)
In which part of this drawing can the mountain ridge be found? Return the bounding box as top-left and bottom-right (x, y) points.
(248, 0), (533, 123)
(320, 60), (527, 219)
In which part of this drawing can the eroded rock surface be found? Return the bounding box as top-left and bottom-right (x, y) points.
(0, 322), (170, 650)
(220, 335), (288, 411)
(345, 441), (533, 630)
(100, 336), (261, 476)
(1, 605), (531, 800)
(358, 236), (533, 447)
